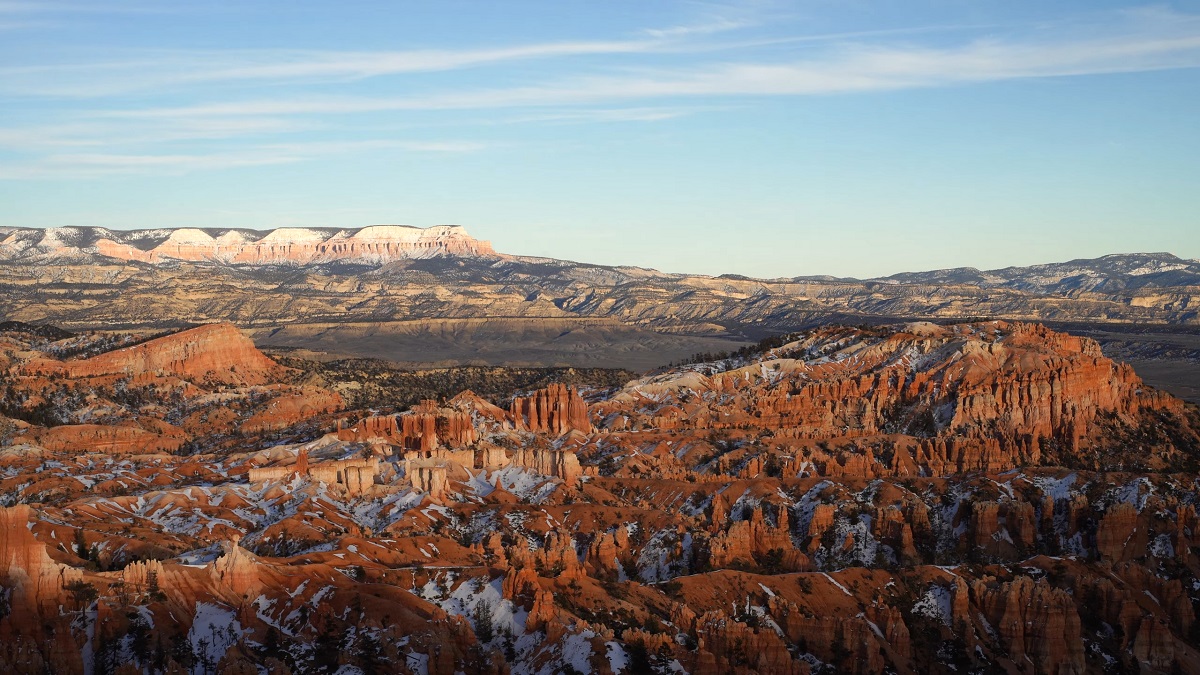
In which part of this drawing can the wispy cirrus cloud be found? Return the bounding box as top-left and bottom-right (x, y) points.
(0, 117), (319, 152)
(0, 1), (202, 15)
(0, 108), (687, 155)
(95, 15), (1200, 120)
(498, 106), (723, 124)
(0, 14), (765, 98)
(0, 16), (990, 98)
(0, 41), (663, 97)
(2, 21), (1005, 98)
(0, 19), (44, 30)
(0, 138), (488, 179)
(4, 5), (1200, 182)
(0, 1), (64, 12)
(642, 17), (757, 39)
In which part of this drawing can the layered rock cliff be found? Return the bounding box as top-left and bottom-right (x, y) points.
(510, 383), (592, 435)
(593, 321), (1196, 476)
(0, 224), (495, 265)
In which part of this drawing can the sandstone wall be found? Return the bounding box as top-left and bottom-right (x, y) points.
(510, 384), (591, 435)
(248, 455), (378, 496)
(509, 447), (582, 486)
(338, 404), (477, 452)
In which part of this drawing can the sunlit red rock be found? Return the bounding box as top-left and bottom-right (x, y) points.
(0, 319), (1197, 674)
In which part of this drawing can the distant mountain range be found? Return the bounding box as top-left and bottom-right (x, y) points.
(3, 224), (1197, 295)
(0, 225), (1197, 375)
(877, 252), (1200, 294)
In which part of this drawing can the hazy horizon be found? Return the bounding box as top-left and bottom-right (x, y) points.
(1, 222), (1195, 280)
(3, 0), (1198, 278)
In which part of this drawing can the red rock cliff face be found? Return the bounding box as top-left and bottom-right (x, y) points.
(946, 322), (1174, 456)
(338, 401), (477, 451)
(510, 384), (592, 435)
(0, 505), (82, 609)
(970, 576), (1085, 675)
(25, 323), (285, 386)
(594, 321), (1194, 475)
(17, 422), (187, 454)
(0, 506), (87, 673)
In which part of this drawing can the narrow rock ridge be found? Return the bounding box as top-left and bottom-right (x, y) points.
(22, 322), (286, 386)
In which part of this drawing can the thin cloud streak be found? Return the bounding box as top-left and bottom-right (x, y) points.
(0, 1), (61, 12)
(0, 21), (986, 97)
(498, 106), (716, 124)
(0, 104), (716, 155)
(0, 19), (46, 29)
(642, 18), (756, 39)
(0, 152), (302, 179)
(102, 26), (1200, 119)
(0, 41), (660, 97)
(0, 117), (320, 151)
(5, 5), (1200, 187)
(0, 138), (490, 179)
(0, 1), (205, 15)
(0, 17), (759, 97)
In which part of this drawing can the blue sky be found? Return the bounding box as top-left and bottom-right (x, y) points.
(1, 1), (1198, 277)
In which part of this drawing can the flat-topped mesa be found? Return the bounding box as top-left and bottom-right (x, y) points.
(510, 384), (592, 435)
(0, 224), (496, 265)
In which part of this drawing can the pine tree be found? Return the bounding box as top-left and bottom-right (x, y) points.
(356, 632), (384, 675)
(473, 599), (495, 644)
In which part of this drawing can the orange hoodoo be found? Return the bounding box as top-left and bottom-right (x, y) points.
(510, 384), (592, 435)
(338, 403), (478, 451)
(294, 449), (310, 476)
